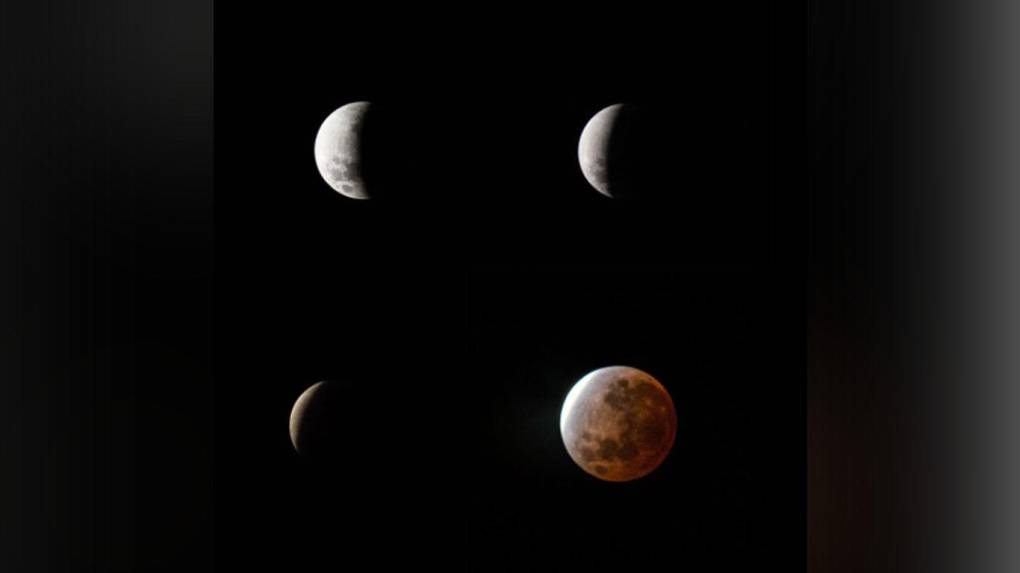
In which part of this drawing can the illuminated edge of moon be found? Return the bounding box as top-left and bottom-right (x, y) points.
(560, 367), (600, 437)
(289, 381), (327, 453)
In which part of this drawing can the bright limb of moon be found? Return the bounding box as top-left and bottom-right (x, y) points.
(289, 381), (327, 453)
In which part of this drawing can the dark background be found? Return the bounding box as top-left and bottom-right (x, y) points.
(807, 0), (956, 571)
(1, 1), (802, 571)
(215, 4), (795, 570)
(1, 2), (214, 571)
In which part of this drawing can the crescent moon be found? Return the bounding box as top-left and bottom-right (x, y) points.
(314, 102), (372, 199)
(289, 381), (328, 454)
(578, 104), (628, 198)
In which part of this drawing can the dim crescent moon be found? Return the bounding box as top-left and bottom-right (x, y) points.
(289, 381), (328, 454)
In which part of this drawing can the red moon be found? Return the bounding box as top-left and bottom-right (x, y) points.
(560, 366), (677, 482)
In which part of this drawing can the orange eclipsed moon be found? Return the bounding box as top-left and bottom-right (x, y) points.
(560, 366), (677, 482)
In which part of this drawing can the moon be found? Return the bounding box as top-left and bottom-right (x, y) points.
(314, 102), (373, 199)
(289, 381), (331, 455)
(560, 366), (677, 481)
(289, 379), (393, 480)
(577, 104), (647, 199)
(290, 380), (361, 459)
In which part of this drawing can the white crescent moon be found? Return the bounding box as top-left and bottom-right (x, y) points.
(314, 102), (372, 199)
(577, 103), (626, 198)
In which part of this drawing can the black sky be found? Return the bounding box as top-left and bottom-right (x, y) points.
(1, 2), (802, 571)
(213, 3), (794, 569)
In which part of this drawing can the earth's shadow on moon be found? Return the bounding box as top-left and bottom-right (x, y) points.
(355, 103), (411, 201)
(560, 366), (677, 482)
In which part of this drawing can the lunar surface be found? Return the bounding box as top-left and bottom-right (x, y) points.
(288, 379), (390, 477)
(314, 102), (373, 199)
(289, 381), (330, 455)
(560, 366), (676, 481)
(290, 380), (362, 459)
(577, 104), (646, 199)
